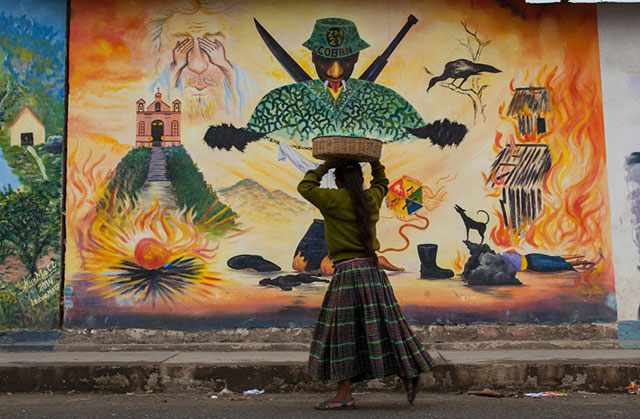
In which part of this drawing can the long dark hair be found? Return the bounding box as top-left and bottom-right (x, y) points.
(334, 161), (377, 262)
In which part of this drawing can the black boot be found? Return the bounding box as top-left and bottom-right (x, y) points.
(417, 244), (454, 279)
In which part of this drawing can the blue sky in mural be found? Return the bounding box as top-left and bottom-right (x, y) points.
(0, 0), (65, 38)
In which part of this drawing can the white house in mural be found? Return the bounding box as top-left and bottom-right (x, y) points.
(8, 106), (45, 147)
(136, 89), (181, 147)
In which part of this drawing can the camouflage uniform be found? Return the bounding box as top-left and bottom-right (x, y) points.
(245, 78), (425, 142)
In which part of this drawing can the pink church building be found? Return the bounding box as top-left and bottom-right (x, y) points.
(136, 89), (181, 147)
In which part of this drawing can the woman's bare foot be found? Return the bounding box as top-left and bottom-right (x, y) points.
(315, 379), (354, 409)
(401, 375), (419, 404)
(315, 398), (356, 410)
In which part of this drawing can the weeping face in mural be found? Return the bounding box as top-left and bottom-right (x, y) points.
(149, 3), (258, 123)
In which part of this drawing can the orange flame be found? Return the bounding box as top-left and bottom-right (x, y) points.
(66, 137), (231, 303)
(576, 252), (606, 296)
(452, 249), (467, 272)
(81, 198), (223, 302)
(486, 63), (612, 294)
(67, 144), (116, 268)
(87, 196), (220, 260)
(492, 132), (504, 154)
(320, 256), (334, 276)
(292, 252), (308, 271)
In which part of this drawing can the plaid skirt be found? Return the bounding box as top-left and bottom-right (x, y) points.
(308, 257), (436, 382)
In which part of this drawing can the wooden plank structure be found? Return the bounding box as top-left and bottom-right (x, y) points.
(487, 143), (552, 230)
(507, 87), (551, 136)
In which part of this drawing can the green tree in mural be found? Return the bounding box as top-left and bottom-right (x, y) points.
(0, 189), (59, 276)
(0, 205), (12, 262)
(0, 13), (65, 133)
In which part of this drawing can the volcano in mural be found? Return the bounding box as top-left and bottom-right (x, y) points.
(217, 178), (307, 219)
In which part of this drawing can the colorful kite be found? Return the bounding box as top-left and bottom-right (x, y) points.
(387, 175), (424, 217)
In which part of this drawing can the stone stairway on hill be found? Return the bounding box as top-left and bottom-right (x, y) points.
(140, 146), (178, 209)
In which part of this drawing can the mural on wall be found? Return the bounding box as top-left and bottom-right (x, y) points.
(65, 0), (616, 329)
(0, 0), (65, 330)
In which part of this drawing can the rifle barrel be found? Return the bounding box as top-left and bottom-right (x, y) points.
(359, 15), (419, 82)
(381, 14), (418, 60)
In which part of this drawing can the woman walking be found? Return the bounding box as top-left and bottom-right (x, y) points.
(297, 158), (436, 411)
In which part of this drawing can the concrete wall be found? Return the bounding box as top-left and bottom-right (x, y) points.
(598, 3), (640, 341)
(3, 0), (640, 336)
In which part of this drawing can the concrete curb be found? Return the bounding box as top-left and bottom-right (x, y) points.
(1, 350), (639, 394)
(2, 362), (639, 394)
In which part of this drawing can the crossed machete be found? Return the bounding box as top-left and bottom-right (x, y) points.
(254, 15), (419, 83)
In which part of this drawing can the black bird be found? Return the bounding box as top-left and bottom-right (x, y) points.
(427, 59), (501, 92)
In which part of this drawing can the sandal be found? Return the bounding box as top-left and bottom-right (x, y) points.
(315, 398), (356, 411)
(407, 376), (420, 405)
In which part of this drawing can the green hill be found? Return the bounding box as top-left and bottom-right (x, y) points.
(163, 145), (236, 235)
(106, 147), (151, 201)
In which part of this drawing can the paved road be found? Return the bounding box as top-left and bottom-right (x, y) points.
(1, 391), (639, 419)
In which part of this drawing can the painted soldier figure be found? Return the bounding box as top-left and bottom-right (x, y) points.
(245, 18), (425, 142)
(204, 17), (466, 150)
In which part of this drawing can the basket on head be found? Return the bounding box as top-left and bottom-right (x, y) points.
(312, 136), (383, 162)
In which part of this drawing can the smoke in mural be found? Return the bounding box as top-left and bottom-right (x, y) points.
(64, 0), (616, 329)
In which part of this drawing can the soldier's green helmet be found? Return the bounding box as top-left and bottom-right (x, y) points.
(303, 18), (370, 59)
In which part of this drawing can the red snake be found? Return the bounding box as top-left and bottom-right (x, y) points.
(379, 213), (430, 253)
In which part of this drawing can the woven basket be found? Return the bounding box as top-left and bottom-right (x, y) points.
(312, 136), (383, 162)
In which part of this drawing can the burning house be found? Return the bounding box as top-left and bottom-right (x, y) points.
(507, 87), (551, 136)
(487, 143), (552, 231)
(486, 86), (554, 231)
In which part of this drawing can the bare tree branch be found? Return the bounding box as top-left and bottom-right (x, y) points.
(461, 20), (491, 61)
(461, 20), (476, 37)
(428, 21), (493, 124)
(440, 76), (490, 124)
(457, 38), (476, 59)
(434, 22), (492, 123)
(441, 81), (480, 124)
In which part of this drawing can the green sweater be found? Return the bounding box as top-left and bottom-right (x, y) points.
(297, 161), (389, 263)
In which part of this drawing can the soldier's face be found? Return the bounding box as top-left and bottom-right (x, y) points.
(313, 53), (359, 82)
